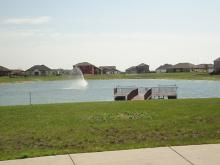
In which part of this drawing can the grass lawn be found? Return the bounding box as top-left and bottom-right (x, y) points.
(0, 72), (220, 83)
(85, 72), (220, 80)
(0, 98), (220, 160)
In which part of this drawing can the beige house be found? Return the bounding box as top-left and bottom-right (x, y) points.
(167, 63), (195, 72)
(25, 65), (52, 76)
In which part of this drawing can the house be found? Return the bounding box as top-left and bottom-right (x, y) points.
(125, 66), (137, 74)
(52, 69), (67, 76)
(126, 63), (150, 74)
(99, 66), (121, 74)
(156, 64), (173, 73)
(136, 63), (150, 73)
(167, 63), (195, 72)
(194, 64), (214, 73)
(0, 66), (11, 76)
(10, 69), (25, 77)
(74, 62), (101, 75)
(214, 57), (220, 74)
(49, 69), (73, 76)
(25, 65), (52, 76)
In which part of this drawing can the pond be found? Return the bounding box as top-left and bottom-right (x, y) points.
(0, 79), (220, 106)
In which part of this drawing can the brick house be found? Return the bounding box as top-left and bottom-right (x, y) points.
(74, 62), (101, 75)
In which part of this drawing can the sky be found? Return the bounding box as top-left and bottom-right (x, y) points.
(0, 0), (220, 71)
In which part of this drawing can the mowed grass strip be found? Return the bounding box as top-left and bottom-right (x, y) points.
(0, 99), (220, 160)
(85, 72), (220, 80)
(1, 72), (220, 83)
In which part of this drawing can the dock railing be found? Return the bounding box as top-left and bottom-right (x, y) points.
(114, 85), (177, 100)
(114, 86), (138, 100)
(152, 85), (177, 98)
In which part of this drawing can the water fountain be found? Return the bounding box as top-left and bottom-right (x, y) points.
(65, 66), (88, 89)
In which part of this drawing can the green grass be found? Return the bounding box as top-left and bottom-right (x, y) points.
(0, 72), (220, 83)
(0, 98), (220, 160)
(85, 72), (220, 80)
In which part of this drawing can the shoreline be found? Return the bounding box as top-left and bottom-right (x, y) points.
(0, 72), (220, 84)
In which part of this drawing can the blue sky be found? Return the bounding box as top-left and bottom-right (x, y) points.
(0, 0), (220, 70)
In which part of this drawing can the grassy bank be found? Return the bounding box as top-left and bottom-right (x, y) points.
(0, 99), (220, 160)
(85, 72), (220, 80)
(0, 72), (220, 83)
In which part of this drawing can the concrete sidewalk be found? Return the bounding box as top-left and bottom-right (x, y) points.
(0, 144), (220, 165)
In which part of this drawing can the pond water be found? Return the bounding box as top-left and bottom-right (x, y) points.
(0, 79), (220, 106)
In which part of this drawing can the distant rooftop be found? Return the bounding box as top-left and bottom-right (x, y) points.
(74, 62), (93, 66)
(0, 66), (10, 71)
(137, 63), (149, 67)
(172, 63), (195, 69)
(156, 64), (173, 70)
(26, 65), (51, 71)
(195, 64), (214, 69)
(99, 66), (116, 70)
(126, 66), (136, 71)
(214, 57), (220, 61)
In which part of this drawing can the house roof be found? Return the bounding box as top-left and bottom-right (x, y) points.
(0, 66), (10, 71)
(74, 62), (93, 66)
(74, 62), (101, 71)
(195, 64), (214, 69)
(126, 63), (149, 71)
(126, 66), (136, 71)
(100, 67), (121, 73)
(26, 65), (51, 72)
(214, 57), (220, 61)
(137, 63), (149, 67)
(171, 63), (195, 69)
(156, 64), (173, 70)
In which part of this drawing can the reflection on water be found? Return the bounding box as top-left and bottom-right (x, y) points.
(0, 79), (220, 106)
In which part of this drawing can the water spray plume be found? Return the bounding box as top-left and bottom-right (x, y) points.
(67, 66), (88, 89)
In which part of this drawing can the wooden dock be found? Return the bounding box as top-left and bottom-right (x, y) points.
(114, 85), (177, 101)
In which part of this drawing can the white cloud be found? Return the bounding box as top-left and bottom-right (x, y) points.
(3, 16), (51, 25)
